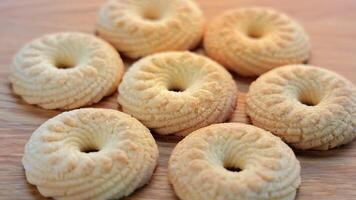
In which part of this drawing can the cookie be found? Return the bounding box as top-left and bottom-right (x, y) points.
(22, 108), (159, 199)
(10, 32), (124, 110)
(247, 65), (356, 150)
(118, 51), (237, 136)
(168, 123), (301, 200)
(228, 92), (251, 124)
(204, 7), (310, 77)
(96, 0), (205, 59)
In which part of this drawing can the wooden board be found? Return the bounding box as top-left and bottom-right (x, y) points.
(0, 0), (355, 199)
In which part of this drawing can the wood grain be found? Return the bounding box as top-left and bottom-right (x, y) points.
(0, 0), (355, 199)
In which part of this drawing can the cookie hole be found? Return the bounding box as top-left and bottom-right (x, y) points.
(168, 86), (185, 92)
(225, 167), (241, 172)
(143, 8), (161, 20)
(167, 81), (187, 92)
(298, 88), (323, 106)
(54, 56), (77, 69)
(246, 24), (264, 39)
(55, 61), (75, 69)
(80, 147), (99, 153)
(224, 165), (241, 173)
(248, 31), (263, 39)
(299, 99), (316, 106)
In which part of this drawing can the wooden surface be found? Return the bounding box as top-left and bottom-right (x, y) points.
(0, 0), (355, 199)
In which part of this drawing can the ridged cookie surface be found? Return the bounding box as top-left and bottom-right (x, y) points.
(10, 32), (124, 110)
(204, 7), (310, 77)
(229, 92), (251, 124)
(169, 123), (301, 200)
(247, 65), (356, 150)
(22, 108), (159, 200)
(96, 0), (205, 59)
(118, 51), (237, 136)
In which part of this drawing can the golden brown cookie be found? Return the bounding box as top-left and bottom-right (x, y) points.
(10, 32), (124, 110)
(96, 0), (205, 59)
(169, 123), (301, 200)
(118, 51), (237, 136)
(204, 7), (310, 77)
(22, 108), (159, 200)
(247, 65), (356, 150)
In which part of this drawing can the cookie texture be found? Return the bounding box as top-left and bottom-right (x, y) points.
(247, 65), (356, 150)
(10, 32), (124, 110)
(118, 51), (237, 136)
(96, 0), (205, 59)
(169, 123), (301, 200)
(204, 7), (310, 77)
(229, 92), (251, 124)
(22, 108), (159, 200)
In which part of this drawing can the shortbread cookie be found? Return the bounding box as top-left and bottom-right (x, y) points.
(204, 7), (310, 77)
(10, 32), (124, 110)
(247, 65), (356, 150)
(96, 0), (204, 59)
(229, 92), (251, 124)
(22, 108), (159, 200)
(169, 123), (301, 200)
(118, 52), (237, 136)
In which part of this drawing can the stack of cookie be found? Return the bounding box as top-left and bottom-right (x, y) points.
(10, 0), (355, 200)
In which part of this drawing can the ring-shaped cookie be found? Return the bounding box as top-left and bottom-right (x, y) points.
(10, 32), (124, 110)
(247, 65), (356, 150)
(169, 123), (301, 200)
(118, 51), (237, 136)
(22, 108), (159, 199)
(96, 0), (205, 59)
(204, 7), (310, 76)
